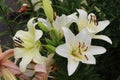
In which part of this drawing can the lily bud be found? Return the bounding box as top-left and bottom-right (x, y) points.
(42, 0), (54, 23)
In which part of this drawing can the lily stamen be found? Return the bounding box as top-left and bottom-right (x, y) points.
(84, 55), (88, 60)
(15, 37), (24, 43)
(81, 42), (85, 48)
(14, 42), (24, 48)
(81, 42), (88, 52)
(78, 42), (82, 55)
(13, 36), (25, 48)
(14, 37), (24, 44)
(89, 14), (98, 26)
(84, 47), (88, 51)
(14, 39), (23, 44)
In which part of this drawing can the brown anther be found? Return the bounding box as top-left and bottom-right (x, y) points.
(13, 36), (25, 48)
(84, 47), (88, 51)
(89, 15), (93, 23)
(94, 19), (98, 26)
(84, 55), (88, 60)
(78, 42), (81, 48)
(81, 42), (85, 48)
(14, 39), (22, 44)
(15, 37), (24, 43)
(89, 14), (98, 26)
(14, 42), (24, 48)
(78, 42), (82, 55)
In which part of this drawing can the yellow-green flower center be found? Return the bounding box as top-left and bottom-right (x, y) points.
(71, 42), (88, 61)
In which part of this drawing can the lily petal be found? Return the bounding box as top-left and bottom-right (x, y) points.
(14, 48), (26, 59)
(93, 35), (112, 44)
(67, 59), (79, 76)
(47, 53), (55, 66)
(53, 14), (74, 37)
(37, 18), (51, 30)
(77, 9), (87, 19)
(53, 14), (73, 29)
(23, 69), (35, 77)
(86, 27), (96, 33)
(56, 44), (69, 58)
(76, 9), (88, 31)
(33, 52), (47, 64)
(87, 46), (106, 55)
(76, 28), (92, 46)
(1, 58), (21, 76)
(27, 18), (36, 34)
(68, 12), (78, 22)
(97, 20), (110, 32)
(34, 64), (47, 73)
(23, 63), (35, 77)
(81, 54), (96, 64)
(13, 30), (33, 41)
(19, 50), (35, 72)
(62, 27), (78, 49)
(34, 30), (43, 41)
(0, 49), (14, 62)
(2, 68), (17, 80)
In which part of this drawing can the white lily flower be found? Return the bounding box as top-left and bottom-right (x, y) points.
(13, 18), (47, 72)
(56, 27), (106, 76)
(38, 14), (74, 37)
(52, 14), (74, 37)
(69, 9), (112, 44)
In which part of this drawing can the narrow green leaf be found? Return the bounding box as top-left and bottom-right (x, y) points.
(0, 31), (8, 36)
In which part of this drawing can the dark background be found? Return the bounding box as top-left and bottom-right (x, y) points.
(0, 0), (19, 49)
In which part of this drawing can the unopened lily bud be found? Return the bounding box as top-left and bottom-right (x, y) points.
(42, 0), (54, 23)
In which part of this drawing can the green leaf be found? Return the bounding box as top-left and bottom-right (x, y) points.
(0, 31), (8, 36)
(0, 16), (3, 20)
